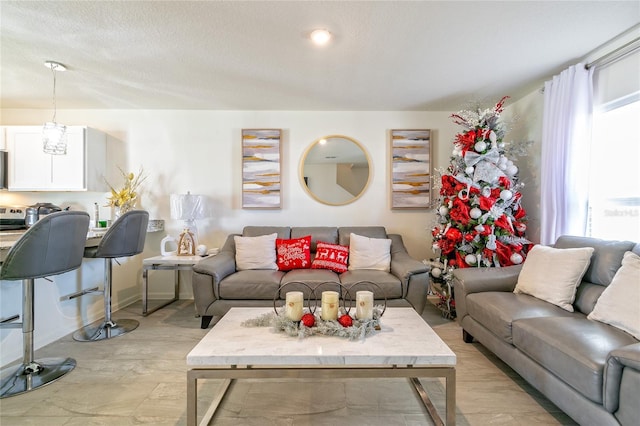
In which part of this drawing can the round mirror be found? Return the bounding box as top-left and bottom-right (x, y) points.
(299, 135), (371, 205)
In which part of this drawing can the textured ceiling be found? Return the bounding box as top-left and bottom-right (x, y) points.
(1, 1), (639, 111)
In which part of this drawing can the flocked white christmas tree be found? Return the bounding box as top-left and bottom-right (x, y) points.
(430, 97), (532, 311)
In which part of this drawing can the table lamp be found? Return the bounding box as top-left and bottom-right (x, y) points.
(170, 192), (206, 256)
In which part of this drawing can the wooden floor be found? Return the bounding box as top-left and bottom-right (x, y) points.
(0, 298), (577, 425)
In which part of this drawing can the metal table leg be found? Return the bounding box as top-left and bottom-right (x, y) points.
(142, 265), (181, 316)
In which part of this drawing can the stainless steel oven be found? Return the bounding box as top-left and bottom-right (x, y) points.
(0, 205), (27, 231)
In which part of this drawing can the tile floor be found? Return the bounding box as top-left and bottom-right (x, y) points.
(0, 299), (577, 425)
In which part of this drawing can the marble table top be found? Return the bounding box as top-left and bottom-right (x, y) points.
(187, 307), (456, 367)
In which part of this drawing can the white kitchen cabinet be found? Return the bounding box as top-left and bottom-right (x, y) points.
(4, 126), (107, 191)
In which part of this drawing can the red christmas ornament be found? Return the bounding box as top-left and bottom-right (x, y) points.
(301, 313), (315, 327)
(338, 314), (353, 328)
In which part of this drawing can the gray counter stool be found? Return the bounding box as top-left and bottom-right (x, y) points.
(0, 211), (90, 398)
(73, 210), (149, 342)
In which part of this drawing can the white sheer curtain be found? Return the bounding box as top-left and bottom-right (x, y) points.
(540, 63), (594, 245)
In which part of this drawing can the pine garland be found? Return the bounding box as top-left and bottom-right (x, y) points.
(241, 307), (384, 340)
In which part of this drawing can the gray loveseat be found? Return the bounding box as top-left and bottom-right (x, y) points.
(453, 235), (640, 425)
(192, 226), (429, 328)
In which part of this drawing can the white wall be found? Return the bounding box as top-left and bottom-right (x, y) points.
(2, 109), (468, 254)
(1, 108), (465, 366)
(502, 91), (545, 244)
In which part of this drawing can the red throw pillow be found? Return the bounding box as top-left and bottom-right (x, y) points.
(311, 241), (349, 273)
(276, 235), (311, 271)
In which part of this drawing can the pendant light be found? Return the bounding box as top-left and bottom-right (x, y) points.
(42, 61), (67, 155)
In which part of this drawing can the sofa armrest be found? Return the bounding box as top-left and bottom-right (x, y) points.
(388, 234), (428, 279)
(391, 252), (430, 314)
(192, 252), (236, 284)
(453, 265), (522, 294)
(191, 252), (236, 319)
(390, 251), (429, 281)
(603, 342), (640, 416)
(388, 234), (429, 314)
(192, 233), (238, 285)
(191, 234), (238, 320)
(452, 265), (522, 323)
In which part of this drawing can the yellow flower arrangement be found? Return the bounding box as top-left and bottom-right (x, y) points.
(105, 167), (147, 213)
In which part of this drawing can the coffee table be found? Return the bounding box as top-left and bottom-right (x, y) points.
(186, 307), (456, 425)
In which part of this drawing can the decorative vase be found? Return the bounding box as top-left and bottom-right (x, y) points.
(114, 204), (132, 220)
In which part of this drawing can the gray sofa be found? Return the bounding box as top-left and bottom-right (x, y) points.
(192, 226), (429, 328)
(453, 235), (640, 426)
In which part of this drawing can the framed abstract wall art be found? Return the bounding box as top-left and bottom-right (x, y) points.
(241, 129), (282, 209)
(390, 129), (432, 209)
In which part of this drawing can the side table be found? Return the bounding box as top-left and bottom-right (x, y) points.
(142, 255), (212, 316)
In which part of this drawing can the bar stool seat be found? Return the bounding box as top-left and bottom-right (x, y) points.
(73, 210), (149, 342)
(0, 211), (90, 398)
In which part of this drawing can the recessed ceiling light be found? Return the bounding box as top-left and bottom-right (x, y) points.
(310, 29), (332, 46)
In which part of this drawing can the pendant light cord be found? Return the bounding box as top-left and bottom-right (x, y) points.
(51, 65), (58, 123)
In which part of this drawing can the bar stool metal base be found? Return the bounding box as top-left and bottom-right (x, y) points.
(72, 319), (139, 342)
(0, 357), (76, 398)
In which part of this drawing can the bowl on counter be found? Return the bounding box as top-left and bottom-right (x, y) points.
(147, 219), (164, 232)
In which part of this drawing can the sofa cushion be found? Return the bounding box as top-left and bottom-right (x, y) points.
(513, 245), (594, 311)
(466, 292), (574, 343)
(573, 282), (606, 316)
(340, 270), (403, 299)
(218, 270), (285, 300)
(338, 226), (387, 246)
(276, 235), (311, 271)
(588, 251), (640, 340)
(234, 233), (278, 270)
(291, 227), (338, 251)
(279, 269), (340, 298)
(243, 226), (291, 239)
(311, 241), (349, 273)
(348, 233), (392, 272)
(555, 236), (636, 286)
(512, 316), (639, 404)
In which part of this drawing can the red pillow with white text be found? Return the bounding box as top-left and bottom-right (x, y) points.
(276, 235), (311, 271)
(311, 241), (349, 273)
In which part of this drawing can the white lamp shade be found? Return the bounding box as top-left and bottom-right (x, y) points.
(42, 122), (67, 155)
(170, 193), (206, 221)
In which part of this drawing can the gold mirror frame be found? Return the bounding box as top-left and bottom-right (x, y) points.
(299, 135), (371, 206)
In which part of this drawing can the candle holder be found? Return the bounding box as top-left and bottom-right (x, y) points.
(273, 281), (386, 319)
(242, 281), (388, 340)
(343, 281), (387, 318)
(273, 282), (316, 316)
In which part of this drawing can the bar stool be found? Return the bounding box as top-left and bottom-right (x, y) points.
(0, 211), (90, 398)
(73, 210), (149, 342)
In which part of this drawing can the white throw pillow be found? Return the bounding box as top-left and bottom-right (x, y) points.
(348, 232), (392, 272)
(514, 245), (594, 312)
(234, 233), (277, 270)
(588, 251), (640, 340)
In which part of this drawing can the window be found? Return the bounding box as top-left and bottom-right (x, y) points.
(586, 42), (640, 242)
(587, 97), (640, 241)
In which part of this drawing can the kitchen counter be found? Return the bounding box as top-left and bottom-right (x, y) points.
(0, 229), (104, 263)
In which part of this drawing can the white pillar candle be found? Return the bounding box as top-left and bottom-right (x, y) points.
(356, 291), (374, 320)
(321, 291), (339, 321)
(285, 291), (304, 321)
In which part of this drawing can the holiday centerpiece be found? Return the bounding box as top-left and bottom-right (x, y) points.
(242, 282), (386, 340)
(429, 97), (532, 317)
